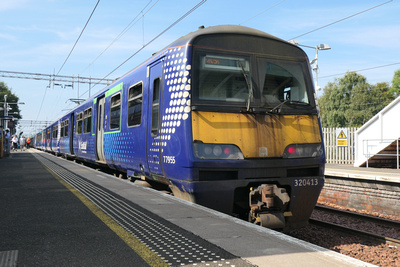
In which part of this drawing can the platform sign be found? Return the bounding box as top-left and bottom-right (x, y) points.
(336, 128), (348, 147)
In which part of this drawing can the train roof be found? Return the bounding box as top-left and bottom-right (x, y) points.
(161, 25), (289, 52)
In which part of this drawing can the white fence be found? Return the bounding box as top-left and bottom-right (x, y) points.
(322, 128), (358, 165)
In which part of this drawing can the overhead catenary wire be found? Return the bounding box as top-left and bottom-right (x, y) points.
(289, 0), (393, 40)
(57, 0), (100, 75)
(319, 62), (400, 80)
(79, 0), (159, 75)
(239, 0), (286, 25)
(36, 0), (101, 121)
(78, 0), (207, 99)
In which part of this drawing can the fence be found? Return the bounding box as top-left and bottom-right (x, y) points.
(322, 128), (358, 165)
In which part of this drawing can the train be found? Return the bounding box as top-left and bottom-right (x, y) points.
(33, 25), (325, 231)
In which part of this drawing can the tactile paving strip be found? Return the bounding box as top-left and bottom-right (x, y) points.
(0, 250), (18, 267)
(33, 152), (254, 267)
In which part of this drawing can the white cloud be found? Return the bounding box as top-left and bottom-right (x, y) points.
(0, 33), (17, 41)
(337, 25), (400, 49)
(0, 0), (31, 12)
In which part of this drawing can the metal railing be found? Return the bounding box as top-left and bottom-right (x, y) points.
(363, 138), (400, 169)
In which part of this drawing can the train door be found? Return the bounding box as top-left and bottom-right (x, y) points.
(96, 96), (106, 162)
(69, 113), (74, 155)
(146, 60), (164, 176)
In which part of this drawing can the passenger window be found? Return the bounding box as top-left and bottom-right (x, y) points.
(77, 112), (83, 134)
(60, 121), (64, 137)
(151, 78), (160, 136)
(52, 125), (58, 139)
(64, 119), (69, 137)
(128, 83), (143, 127)
(110, 93), (121, 130)
(83, 108), (92, 133)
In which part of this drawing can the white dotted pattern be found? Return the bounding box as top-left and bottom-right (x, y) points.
(161, 47), (191, 147)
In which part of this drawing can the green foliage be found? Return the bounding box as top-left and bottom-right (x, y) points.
(319, 72), (394, 128)
(0, 81), (22, 120)
(390, 69), (400, 97)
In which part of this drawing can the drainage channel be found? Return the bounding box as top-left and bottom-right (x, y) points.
(33, 152), (252, 267)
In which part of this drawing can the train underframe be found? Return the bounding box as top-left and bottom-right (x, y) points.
(169, 161), (325, 231)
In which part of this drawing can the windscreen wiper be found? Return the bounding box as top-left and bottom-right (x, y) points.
(238, 61), (253, 111)
(269, 99), (290, 113)
(268, 99), (308, 114)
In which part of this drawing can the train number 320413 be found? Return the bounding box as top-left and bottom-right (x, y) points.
(293, 178), (319, 187)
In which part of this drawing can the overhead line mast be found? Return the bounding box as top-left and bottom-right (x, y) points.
(0, 70), (116, 87)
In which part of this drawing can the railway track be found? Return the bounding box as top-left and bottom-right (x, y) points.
(314, 205), (400, 229)
(310, 205), (400, 247)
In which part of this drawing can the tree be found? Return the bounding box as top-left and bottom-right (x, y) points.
(0, 81), (22, 130)
(373, 82), (394, 112)
(344, 81), (373, 127)
(390, 69), (400, 97)
(319, 81), (345, 127)
(318, 72), (396, 127)
(319, 72), (368, 127)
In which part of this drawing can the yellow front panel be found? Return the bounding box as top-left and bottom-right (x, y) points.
(192, 111), (321, 158)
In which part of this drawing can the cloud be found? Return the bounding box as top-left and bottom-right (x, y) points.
(337, 25), (400, 49)
(0, 33), (17, 41)
(0, 0), (31, 12)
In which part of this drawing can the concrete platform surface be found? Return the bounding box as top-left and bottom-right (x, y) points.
(326, 163), (400, 183)
(0, 150), (374, 266)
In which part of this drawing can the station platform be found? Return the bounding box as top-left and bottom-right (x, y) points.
(325, 163), (400, 183)
(0, 150), (373, 267)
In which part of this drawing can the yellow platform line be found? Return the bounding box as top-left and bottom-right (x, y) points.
(44, 165), (168, 267)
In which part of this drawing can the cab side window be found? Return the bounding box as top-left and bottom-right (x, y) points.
(151, 78), (160, 136)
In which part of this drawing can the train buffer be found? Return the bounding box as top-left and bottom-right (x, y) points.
(0, 151), (374, 267)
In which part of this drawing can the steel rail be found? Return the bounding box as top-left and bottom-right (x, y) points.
(309, 218), (400, 247)
(315, 205), (400, 229)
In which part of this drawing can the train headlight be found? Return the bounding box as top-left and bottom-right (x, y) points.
(194, 143), (244, 160)
(283, 143), (323, 158)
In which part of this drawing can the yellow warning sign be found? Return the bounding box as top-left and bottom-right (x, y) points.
(337, 139), (347, 146)
(336, 128), (348, 147)
(337, 130), (347, 139)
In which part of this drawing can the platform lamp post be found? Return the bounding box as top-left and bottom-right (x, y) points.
(1, 95), (25, 131)
(311, 44), (331, 92)
(288, 41), (331, 92)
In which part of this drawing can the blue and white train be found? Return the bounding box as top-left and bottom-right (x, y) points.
(33, 25), (325, 230)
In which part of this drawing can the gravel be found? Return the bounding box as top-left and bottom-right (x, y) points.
(288, 203), (400, 267)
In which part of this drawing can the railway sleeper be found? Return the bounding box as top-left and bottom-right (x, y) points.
(249, 184), (290, 229)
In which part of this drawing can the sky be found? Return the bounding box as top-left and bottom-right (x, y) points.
(1, 0), (399, 135)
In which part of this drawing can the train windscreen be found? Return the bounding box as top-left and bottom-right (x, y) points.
(258, 59), (309, 107)
(197, 54), (252, 104)
(192, 34), (314, 111)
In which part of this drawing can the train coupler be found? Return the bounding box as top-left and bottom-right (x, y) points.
(249, 184), (290, 229)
